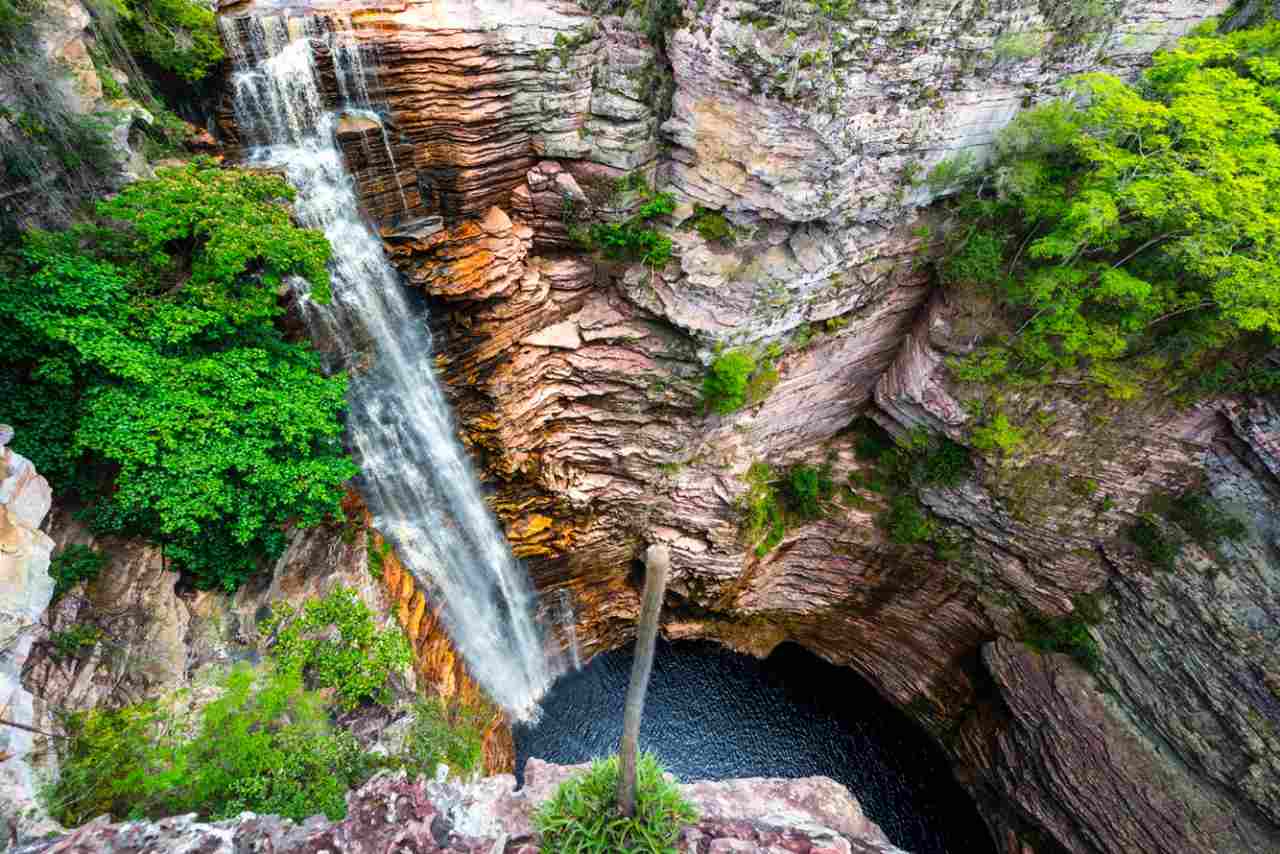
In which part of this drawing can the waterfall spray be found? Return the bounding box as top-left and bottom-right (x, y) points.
(218, 13), (560, 719)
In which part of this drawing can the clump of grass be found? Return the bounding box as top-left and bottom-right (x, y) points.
(535, 753), (697, 854)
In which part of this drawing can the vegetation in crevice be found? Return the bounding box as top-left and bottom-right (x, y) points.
(740, 460), (836, 556)
(1126, 489), (1246, 571)
(686, 205), (738, 245)
(48, 544), (108, 602)
(847, 418), (973, 551)
(571, 179), (677, 268)
(261, 586), (412, 712)
(535, 753), (697, 854)
(1021, 592), (1106, 675)
(701, 343), (784, 415)
(936, 21), (1280, 403)
(383, 697), (489, 782)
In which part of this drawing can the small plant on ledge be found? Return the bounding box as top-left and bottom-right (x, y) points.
(583, 190), (677, 268)
(535, 753), (697, 854)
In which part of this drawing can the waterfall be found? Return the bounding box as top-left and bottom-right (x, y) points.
(557, 589), (582, 671)
(218, 14), (559, 720)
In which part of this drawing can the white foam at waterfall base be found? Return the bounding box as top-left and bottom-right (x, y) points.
(219, 14), (562, 720)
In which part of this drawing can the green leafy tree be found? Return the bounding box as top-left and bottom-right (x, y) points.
(948, 22), (1280, 393)
(0, 160), (356, 590)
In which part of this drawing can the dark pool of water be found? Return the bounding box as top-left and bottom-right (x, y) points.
(514, 640), (993, 854)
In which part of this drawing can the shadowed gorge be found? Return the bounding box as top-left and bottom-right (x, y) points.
(516, 640), (994, 854)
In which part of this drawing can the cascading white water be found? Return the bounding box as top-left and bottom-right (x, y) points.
(557, 589), (582, 671)
(219, 13), (560, 719)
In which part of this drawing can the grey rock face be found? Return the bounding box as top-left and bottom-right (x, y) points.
(872, 297), (1280, 853)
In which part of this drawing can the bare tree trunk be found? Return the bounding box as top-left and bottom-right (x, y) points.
(617, 542), (670, 818)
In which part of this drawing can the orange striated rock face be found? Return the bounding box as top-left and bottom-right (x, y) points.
(352, 496), (514, 774)
(209, 1), (1280, 852)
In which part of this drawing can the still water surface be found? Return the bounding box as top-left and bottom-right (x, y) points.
(515, 640), (993, 854)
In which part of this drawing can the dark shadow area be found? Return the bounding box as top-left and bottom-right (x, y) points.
(515, 639), (993, 854)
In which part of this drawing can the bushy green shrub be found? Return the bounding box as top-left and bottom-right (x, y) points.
(534, 753), (697, 854)
(589, 192), (676, 267)
(971, 412), (1024, 456)
(389, 698), (488, 781)
(687, 206), (736, 245)
(781, 464), (834, 520)
(49, 544), (107, 601)
(741, 461), (786, 556)
(1127, 516), (1179, 570)
(48, 624), (101, 660)
(702, 349), (756, 415)
(882, 494), (935, 544)
(847, 420), (972, 553)
(262, 586), (411, 711)
(0, 160), (356, 591)
(45, 665), (372, 826)
(925, 151), (976, 193)
(939, 229), (1005, 286)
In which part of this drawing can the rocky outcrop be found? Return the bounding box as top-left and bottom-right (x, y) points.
(214, 0), (1275, 851)
(0, 427), (59, 846)
(864, 295), (1280, 853)
(0, 0), (157, 225)
(13, 760), (904, 854)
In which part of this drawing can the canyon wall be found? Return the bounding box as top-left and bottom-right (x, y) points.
(212, 0), (1280, 852)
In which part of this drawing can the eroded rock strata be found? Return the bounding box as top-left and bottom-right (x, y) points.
(12, 0), (1277, 851)
(213, 0), (1280, 852)
(13, 759), (905, 854)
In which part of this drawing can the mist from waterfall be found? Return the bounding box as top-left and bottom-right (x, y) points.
(218, 14), (560, 720)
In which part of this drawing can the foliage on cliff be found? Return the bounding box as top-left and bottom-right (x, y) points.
(1, 0), (203, 229)
(262, 586), (411, 711)
(588, 191), (676, 268)
(47, 665), (371, 826)
(116, 0), (224, 83)
(535, 753), (697, 854)
(740, 460), (836, 556)
(0, 160), (357, 591)
(943, 21), (1280, 397)
(45, 589), (479, 827)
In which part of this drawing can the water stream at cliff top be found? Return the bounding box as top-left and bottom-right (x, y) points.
(218, 13), (559, 719)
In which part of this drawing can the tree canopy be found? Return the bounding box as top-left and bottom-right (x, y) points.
(0, 159), (356, 590)
(944, 21), (1280, 396)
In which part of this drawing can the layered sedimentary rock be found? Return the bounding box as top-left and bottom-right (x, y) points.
(213, 0), (1280, 851)
(13, 760), (904, 854)
(870, 296), (1280, 853)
